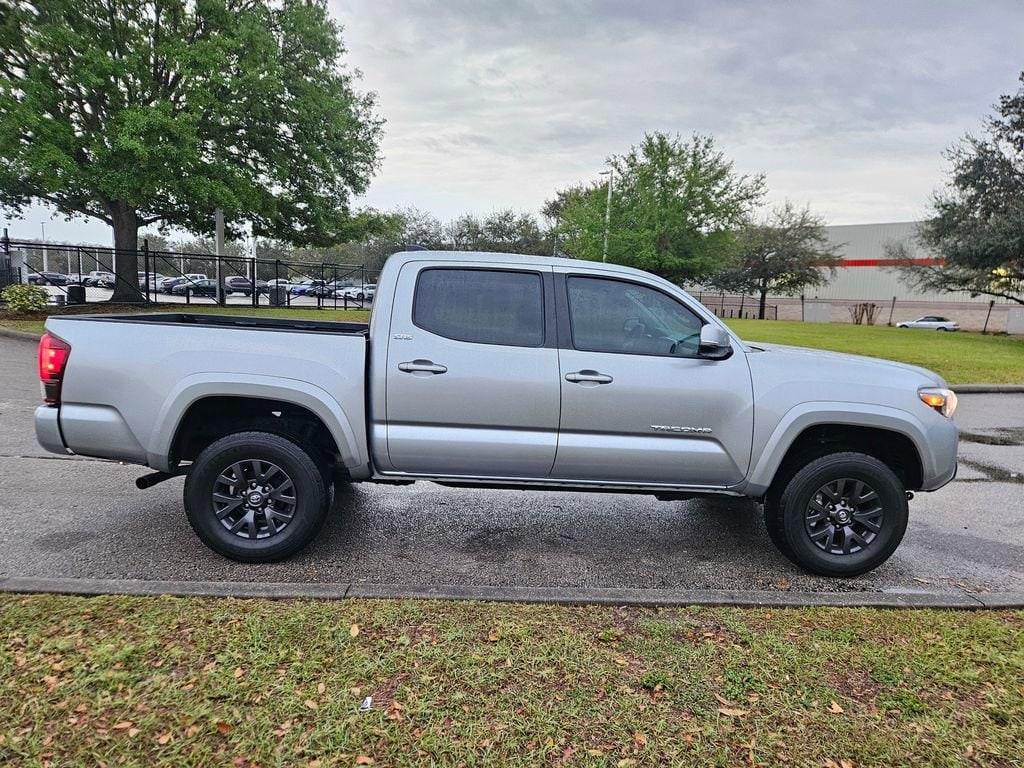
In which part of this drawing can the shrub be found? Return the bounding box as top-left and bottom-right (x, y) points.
(1, 283), (49, 312)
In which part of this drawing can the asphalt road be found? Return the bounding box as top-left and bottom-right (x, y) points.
(1, 333), (1021, 597)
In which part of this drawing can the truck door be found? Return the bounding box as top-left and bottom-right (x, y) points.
(383, 262), (560, 478)
(551, 271), (754, 487)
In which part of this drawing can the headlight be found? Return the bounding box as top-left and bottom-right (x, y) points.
(919, 387), (958, 418)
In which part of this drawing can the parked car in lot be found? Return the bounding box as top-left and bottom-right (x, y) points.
(158, 276), (206, 294)
(224, 276), (254, 296)
(34, 250), (958, 576)
(138, 272), (166, 290)
(83, 271), (116, 287)
(897, 316), (960, 331)
(27, 271), (69, 285)
(336, 283), (376, 301)
(289, 279), (326, 296)
(169, 278), (232, 297)
(64, 273), (87, 285)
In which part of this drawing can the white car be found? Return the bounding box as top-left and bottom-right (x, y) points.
(897, 316), (960, 331)
(83, 270), (115, 287)
(337, 284), (376, 301)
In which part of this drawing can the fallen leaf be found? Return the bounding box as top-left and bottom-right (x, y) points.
(717, 707), (748, 717)
(233, 667), (244, 679)
(216, 722), (233, 735)
(157, 733), (172, 745)
(355, 757), (374, 766)
(617, 760), (637, 768)
(111, 721), (134, 731)
(486, 630), (500, 642)
(349, 624), (360, 638)
(127, 728), (140, 738)
(829, 701), (845, 714)
(634, 732), (648, 748)
(304, 699), (319, 710)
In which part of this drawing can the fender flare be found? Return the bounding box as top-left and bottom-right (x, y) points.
(742, 401), (931, 496)
(146, 373), (367, 472)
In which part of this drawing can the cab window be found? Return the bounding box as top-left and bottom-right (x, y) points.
(566, 276), (702, 356)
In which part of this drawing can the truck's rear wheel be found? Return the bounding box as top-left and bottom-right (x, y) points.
(184, 431), (328, 562)
(764, 452), (908, 577)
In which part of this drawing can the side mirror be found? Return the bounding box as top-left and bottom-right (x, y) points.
(698, 324), (733, 360)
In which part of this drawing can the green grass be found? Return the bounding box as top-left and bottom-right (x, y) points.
(1, 594), (1021, 767)
(0, 304), (372, 336)
(727, 319), (1024, 384)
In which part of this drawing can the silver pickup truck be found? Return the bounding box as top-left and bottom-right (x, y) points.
(35, 251), (958, 576)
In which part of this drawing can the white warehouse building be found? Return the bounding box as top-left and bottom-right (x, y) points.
(808, 221), (986, 304)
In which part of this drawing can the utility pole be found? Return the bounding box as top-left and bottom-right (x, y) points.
(214, 208), (224, 305)
(40, 222), (48, 272)
(599, 169), (613, 262)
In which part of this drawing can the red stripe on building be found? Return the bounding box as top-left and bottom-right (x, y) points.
(837, 258), (944, 267)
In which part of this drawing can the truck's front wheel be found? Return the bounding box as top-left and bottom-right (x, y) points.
(764, 452), (908, 577)
(184, 431), (329, 562)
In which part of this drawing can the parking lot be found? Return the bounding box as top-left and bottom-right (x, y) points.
(0, 331), (1021, 599)
(41, 283), (371, 309)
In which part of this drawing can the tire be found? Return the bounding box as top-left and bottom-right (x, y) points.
(764, 452), (908, 577)
(183, 431), (328, 562)
(937, 327), (948, 332)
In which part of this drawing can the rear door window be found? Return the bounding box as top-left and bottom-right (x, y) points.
(413, 268), (544, 347)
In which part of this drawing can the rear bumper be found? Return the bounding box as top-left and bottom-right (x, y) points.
(34, 406), (71, 456)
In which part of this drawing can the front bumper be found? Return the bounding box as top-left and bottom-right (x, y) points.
(34, 405), (71, 456)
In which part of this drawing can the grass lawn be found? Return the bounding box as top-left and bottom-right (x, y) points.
(727, 319), (1024, 385)
(1, 594), (1021, 767)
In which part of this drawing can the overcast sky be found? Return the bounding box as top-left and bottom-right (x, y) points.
(7, 0), (1024, 244)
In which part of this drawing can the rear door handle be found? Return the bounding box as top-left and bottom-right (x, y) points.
(565, 370), (613, 384)
(398, 359), (448, 375)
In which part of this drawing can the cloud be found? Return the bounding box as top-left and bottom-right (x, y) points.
(8, 0), (1023, 242)
(333, 0), (1024, 223)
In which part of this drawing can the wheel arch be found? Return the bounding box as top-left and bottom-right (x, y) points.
(745, 403), (928, 497)
(148, 375), (367, 474)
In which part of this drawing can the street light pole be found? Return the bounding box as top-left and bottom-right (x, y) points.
(599, 169), (613, 262)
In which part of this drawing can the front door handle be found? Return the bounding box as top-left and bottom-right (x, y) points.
(565, 370), (613, 384)
(398, 359), (448, 375)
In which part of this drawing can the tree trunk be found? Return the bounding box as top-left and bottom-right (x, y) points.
(758, 288), (768, 320)
(109, 204), (144, 303)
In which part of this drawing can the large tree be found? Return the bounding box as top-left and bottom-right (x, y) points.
(886, 73), (1024, 305)
(547, 133), (765, 282)
(708, 202), (842, 319)
(0, 0), (383, 301)
(447, 209), (550, 254)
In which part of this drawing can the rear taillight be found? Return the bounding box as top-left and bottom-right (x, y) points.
(38, 332), (71, 406)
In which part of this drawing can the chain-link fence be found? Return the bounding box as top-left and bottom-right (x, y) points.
(2, 235), (379, 311)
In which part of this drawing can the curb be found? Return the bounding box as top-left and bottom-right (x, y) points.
(955, 384), (1024, 394)
(0, 327), (41, 342)
(1, 576), (1021, 610)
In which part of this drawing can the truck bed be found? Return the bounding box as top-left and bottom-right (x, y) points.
(39, 312), (370, 473)
(51, 312), (370, 335)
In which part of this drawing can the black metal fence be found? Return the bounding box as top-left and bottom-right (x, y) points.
(694, 291), (779, 320)
(1, 235), (379, 311)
